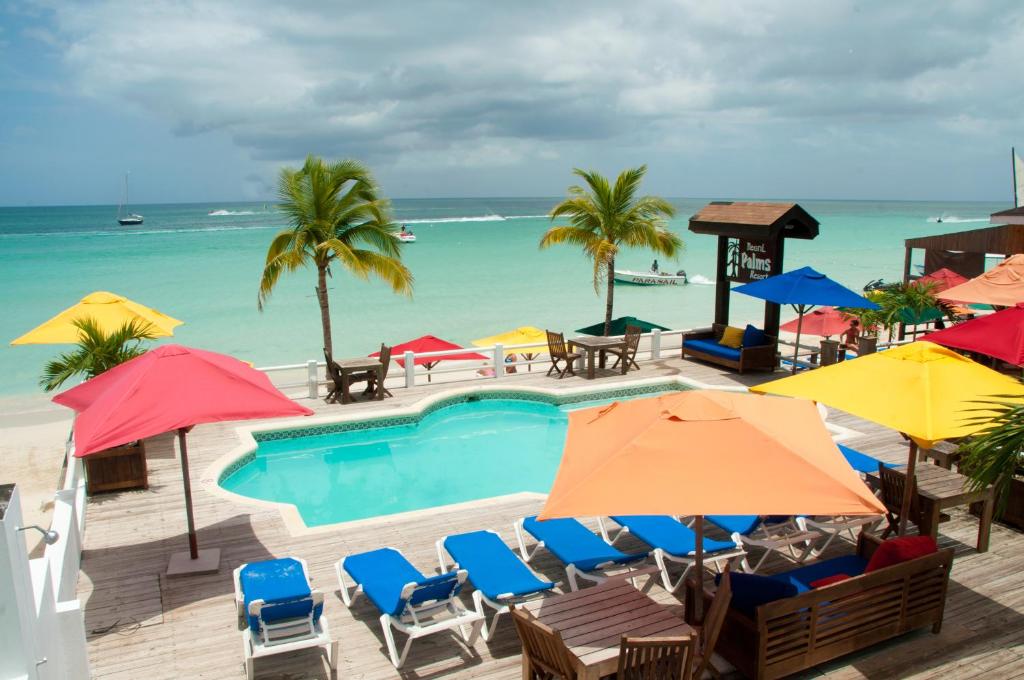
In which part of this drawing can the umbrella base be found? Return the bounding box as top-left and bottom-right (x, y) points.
(166, 548), (221, 577)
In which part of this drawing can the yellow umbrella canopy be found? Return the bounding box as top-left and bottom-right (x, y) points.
(471, 326), (548, 356)
(11, 291), (183, 345)
(750, 341), (1024, 448)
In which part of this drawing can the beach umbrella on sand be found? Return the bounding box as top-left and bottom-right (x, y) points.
(923, 303), (1024, 366)
(539, 390), (884, 616)
(373, 335), (488, 382)
(779, 307), (856, 338)
(939, 254), (1024, 307)
(575, 316), (670, 336)
(915, 268), (968, 293)
(11, 291), (183, 345)
(734, 267), (879, 374)
(472, 326), (548, 372)
(52, 344), (313, 575)
(751, 341), (1024, 535)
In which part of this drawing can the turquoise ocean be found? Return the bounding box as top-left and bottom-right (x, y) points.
(0, 198), (1003, 400)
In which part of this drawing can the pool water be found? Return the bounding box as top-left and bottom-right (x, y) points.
(220, 390), (681, 526)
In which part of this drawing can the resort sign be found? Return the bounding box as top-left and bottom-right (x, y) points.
(728, 238), (776, 283)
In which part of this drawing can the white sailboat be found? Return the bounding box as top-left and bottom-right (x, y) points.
(117, 173), (143, 226)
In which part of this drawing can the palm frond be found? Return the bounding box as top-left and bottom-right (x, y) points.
(40, 318), (154, 392)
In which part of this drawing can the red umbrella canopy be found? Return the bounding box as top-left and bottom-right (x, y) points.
(922, 303), (1024, 366)
(916, 268), (968, 293)
(779, 307), (856, 337)
(53, 344), (314, 457)
(373, 334), (488, 367)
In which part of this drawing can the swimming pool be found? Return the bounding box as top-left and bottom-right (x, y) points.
(219, 385), (687, 526)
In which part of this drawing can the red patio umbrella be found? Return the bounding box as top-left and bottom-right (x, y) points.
(373, 334), (488, 382)
(53, 344), (313, 573)
(915, 268), (968, 293)
(922, 303), (1024, 366)
(779, 306), (856, 338)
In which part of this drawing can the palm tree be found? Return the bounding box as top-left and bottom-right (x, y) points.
(258, 155), (414, 357)
(41, 318), (154, 391)
(540, 166), (682, 335)
(962, 395), (1024, 515)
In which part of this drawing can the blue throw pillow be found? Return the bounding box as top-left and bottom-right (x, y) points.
(718, 572), (797, 616)
(742, 324), (768, 347)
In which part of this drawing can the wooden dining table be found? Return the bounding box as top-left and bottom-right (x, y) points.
(568, 336), (628, 380)
(519, 577), (692, 680)
(867, 463), (995, 552)
(334, 358), (384, 404)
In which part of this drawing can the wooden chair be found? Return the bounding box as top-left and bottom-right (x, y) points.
(617, 635), (696, 680)
(691, 568), (732, 679)
(546, 330), (582, 379)
(609, 324), (643, 372)
(878, 465), (921, 538)
(511, 607), (578, 680)
(323, 348), (344, 403)
(367, 343), (394, 398)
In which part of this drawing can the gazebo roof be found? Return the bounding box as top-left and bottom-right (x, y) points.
(688, 201), (819, 240)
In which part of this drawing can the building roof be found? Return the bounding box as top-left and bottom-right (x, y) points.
(688, 201), (819, 240)
(905, 223), (1024, 255)
(991, 207), (1024, 225)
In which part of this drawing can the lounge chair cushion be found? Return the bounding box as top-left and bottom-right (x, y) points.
(523, 516), (644, 572)
(720, 326), (745, 348)
(683, 339), (742, 361)
(611, 515), (737, 557)
(343, 547), (462, 617)
(721, 572), (798, 616)
(742, 325), (769, 348)
(810, 573), (852, 588)
(771, 554), (869, 593)
(865, 536), (938, 573)
(837, 444), (894, 474)
(239, 558), (319, 634)
(444, 531), (554, 600)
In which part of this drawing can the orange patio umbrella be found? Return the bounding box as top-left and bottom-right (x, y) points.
(938, 254), (1024, 307)
(539, 390), (884, 604)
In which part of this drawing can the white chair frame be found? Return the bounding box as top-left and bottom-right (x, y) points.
(335, 556), (483, 668)
(796, 515), (884, 556)
(695, 517), (821, 573)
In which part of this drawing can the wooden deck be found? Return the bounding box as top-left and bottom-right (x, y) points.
(77, 358), (1024, 679)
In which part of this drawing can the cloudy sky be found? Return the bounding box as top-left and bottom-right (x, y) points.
(1, 0), (1022, 206)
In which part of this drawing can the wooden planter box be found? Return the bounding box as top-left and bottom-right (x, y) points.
(84, 441), (148, 495)
(971, 476), (1024, 531)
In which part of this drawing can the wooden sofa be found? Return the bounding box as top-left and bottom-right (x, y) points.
(685, 533), (954, 680)
(681, 324), (778, 373)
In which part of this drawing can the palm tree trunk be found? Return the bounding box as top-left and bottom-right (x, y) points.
(604, 255), (615, 336)
(316, 265), (333, 356)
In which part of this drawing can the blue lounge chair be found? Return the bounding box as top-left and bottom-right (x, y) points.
(598, 515), (747, 592)
(232, 557), (336, 680)
(705, 515), (820, 572)
(838, 444), (895, 475)
(336, 547), (483, 668)
(513, 516), (647, 590)
(436, 529), (556, 640)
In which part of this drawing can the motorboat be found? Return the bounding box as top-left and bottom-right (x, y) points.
(613, 269), (687, 286)
(395, 230), (416, 242)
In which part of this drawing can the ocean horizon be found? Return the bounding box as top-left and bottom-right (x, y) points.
(0, 196), (1005, 402)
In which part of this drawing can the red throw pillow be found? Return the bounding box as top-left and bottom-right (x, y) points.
(865, 536), (938, 573)
(810, 573), (851, 588)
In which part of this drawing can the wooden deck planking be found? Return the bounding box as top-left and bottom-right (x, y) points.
(75, 357), (1024, 679)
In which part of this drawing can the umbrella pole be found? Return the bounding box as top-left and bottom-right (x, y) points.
(693, 515), (705, 623)
(791, 305), (805, 375)
(899, 440), (919, 536)
(178, 428), (199, 560)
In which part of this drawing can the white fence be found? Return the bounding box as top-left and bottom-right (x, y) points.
(259, 327), (694, 398)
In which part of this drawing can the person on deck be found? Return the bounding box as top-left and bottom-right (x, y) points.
(841, 319), (861, 359)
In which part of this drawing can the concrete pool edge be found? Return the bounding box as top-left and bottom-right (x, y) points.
(201, 374), (862, 537)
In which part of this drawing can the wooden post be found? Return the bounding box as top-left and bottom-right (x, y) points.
(903, 247), (913, 285)
(763, 236), (785, 337)
(177, 428), (199, 560)
(899, 440), (919, 536)
(692, 516), (705, 623)
(714, 236), (730, 327)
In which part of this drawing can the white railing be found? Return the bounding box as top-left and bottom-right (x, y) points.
(256, 328), (699, 398)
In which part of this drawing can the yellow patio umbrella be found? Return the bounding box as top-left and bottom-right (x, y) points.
(11, 291), (183, 345)
(472, 326), (548, 371)
(751, 341), (1024, 533)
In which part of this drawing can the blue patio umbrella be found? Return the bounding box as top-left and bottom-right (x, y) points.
(734, 266), (880, 373)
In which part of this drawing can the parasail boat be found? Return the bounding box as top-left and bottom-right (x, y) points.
(613, 269), (688, 286)
(395, 226), (416, 242)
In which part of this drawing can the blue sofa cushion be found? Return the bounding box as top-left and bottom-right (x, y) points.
(240, 558), (320, 634)
(721, 572), (798, 616)
(684, 339), (742, 361)
(742, 325), (769, 347)
(772, 554), (869, 594)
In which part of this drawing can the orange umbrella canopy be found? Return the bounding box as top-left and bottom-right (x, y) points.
(539, 390), (884, 520)
(939, 254), (1024, 306)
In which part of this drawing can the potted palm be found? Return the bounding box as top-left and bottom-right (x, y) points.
(961, 396), (1024, 530)
(42, 318), (155, 493)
